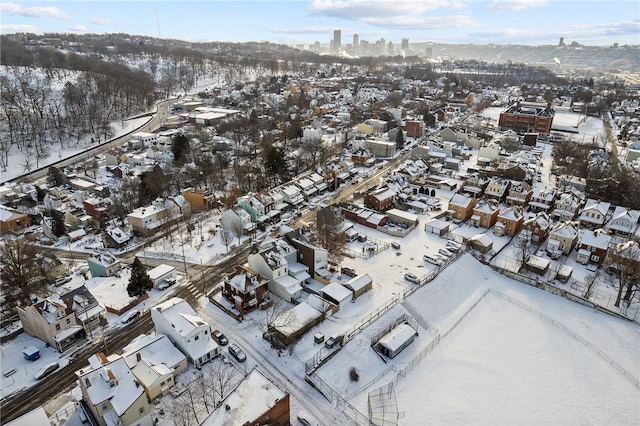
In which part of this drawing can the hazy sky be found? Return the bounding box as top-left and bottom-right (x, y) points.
(1, 1), (639, 47)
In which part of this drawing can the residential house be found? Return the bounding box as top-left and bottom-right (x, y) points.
(237, 194), (265, 223)
(17, 296), (85, 352)
(77, 354), (152, 426)
(529, 188), (556, 213)
(576, 229), (612, 265)
(150, 297), (220, 368)
(102, 227), (131, 249)
(495, 206), (525, 237)
(127, 203), (168, 236)
(222, 265), (270, 313)
(295, 177), (318, 200)
(484, 177), (511, 202)
(285, 228), (329, 283)
(522, 211), (551, 245)
(87, 253), (121, 278)
(0, 205), (32, 234)
(461, 174), (488, 198)
(121, 334), (188, 401)
(547, 221), (579, 256)
(606, 206), (639, 236)
(470, 200), (500, 229)
(199, 367), (290, 426)
(279, 185), (304, 206)
(248, 238), (308, 303)
(182, 187), (219, 211)
(552, 192), (584, 221)
(607, 240), (640, 276)
(83, 198), (109, 222)
(220, 206), (255, 237)
(506, 181), (533, 206)
(59, 285), (104, 336)
(364, 187), (397, 212)
(448, 194), (477, 221)
(578, 198), (611, 229)
(351, 148), (371, 166)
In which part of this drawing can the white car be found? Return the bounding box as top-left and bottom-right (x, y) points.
(423, 254), (443, 266)
(446, 240), (463, 251)
(121, 309), (141, 324)
(438, 248), (454, 258)
(297, 410), (319, 426)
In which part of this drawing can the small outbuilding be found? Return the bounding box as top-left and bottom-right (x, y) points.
(524, 255), (550, 275)
(148, 264), (177, 288)
(469, 233), (493, 254)
(376, 323), (417, 359)
(556, 265), (573, 283)
(320, 282), (353, 310)
(424, 218), (450, 236)
(343, 274), (373, 299)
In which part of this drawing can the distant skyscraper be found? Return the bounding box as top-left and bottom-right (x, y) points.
(401, 38), (409, 51)
(558, 37), (565, 46)
(353, 33), (359, 50)
(333, 29), (341, 52)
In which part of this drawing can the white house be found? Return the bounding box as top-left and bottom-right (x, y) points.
(248, 238), (305, 302)
(606, 206), (639, 236)
(579, 198), (611, 229)
(147, 264), (177, 289)
(150, 298), (219, 368)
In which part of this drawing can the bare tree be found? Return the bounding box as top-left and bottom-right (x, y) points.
(200, 361), (242, 404)
(229, 217), (244, 245)
(219, 229), (234, 253)
(1, 238), (48, 314)
(607, 240), (640, 308)
(513, 231), (533, 272)
(262, 298), (298, 349)
(582, 273), (597, 300)
(315, 206), (347, 264)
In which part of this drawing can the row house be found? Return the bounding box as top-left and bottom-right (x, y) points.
(461, 174), (488, 198)
(279, 185), (304, 206)
(77, 353), (152, 426)
(221, 206), (255, 236)
(552, 192), (584, 221)
(529, 188), (556, 213)
(237, 194), (266, 223)
(222, 265), (270, 313)
(495, 206), (525, 237)
(151, 298), (220, 368)
(576, 229), (612, 265)
(295, 177), (318, 200)
(248, 238), (309, 303)
(83, 198), (109, 222)
(364, 187), (397, 211)
(351, 148), (371, 166)
(606, 206), (639, 236)
(448, 194), (477, 221)
(127, 197), (190, 237)
(547, 221), (579, 256)
(522, 211), (552, 245)
(579, 198), (611, 229)
(506, 181), (533, 206)
(182, 187), (220, 211)
(484, 177), (511, 202)
(285, 228), (329, 283)
(470, 200), (500, 229)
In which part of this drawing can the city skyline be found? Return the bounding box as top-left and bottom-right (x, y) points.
(1, 1), (639, 47)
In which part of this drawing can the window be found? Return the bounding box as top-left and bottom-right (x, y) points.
(194, 335), (199, 341)
(139, 407), (145, 414)
(102, 403), (108, 411)
(55, 324), (61, 332)
(161, 381), (165, 386)
(66, 318), (71, 325)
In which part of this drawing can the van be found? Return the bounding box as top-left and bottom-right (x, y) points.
(423, 254), (443, 266)
(438, 248), (454, 258)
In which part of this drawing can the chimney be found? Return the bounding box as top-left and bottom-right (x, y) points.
(136, 353), (141, 362)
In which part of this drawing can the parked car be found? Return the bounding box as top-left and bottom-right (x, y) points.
(423, 254), (443, 266)
(212, 329), (228, 346)
(157, 278), (175, 290)
(404, 273), (420, 284)
(228, 343), (247, 362)
(54, 276), (72, 286)
(324, 336), (337, 349)
(297, 410), (319, 426)
(438, 248), (454, 258)
(446, 240), (463, 251)
(391, 242), (401, 250)
(121, 309), (141, 324)
(34, 361), (59, 380)
(341, 267), (357, 278)
(445, 242), (461, 253)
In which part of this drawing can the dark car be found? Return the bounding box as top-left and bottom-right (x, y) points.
(212, 330), (228, 346)
(228, 343), (247, 362)
(340, 267), (357, 278)
(34, 361), (59, 380)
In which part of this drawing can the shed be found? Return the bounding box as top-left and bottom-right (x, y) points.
(148, 264), (177, 288)
(424, 218), (450, 236)
(525, 255), (550, 275)
(556, 265), (573, 283)
(376, 323), (417, 359)
(343, 274), (373, 299)
(22, 346), (40, 361)
(469, 233), (493, 254)
(386, 209), (418, 226)
(320, 282), (353, 310)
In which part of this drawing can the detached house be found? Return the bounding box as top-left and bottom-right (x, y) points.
(552, 192), (584, 221)
(606, 206), (639, 236)
(222, 265), (270, 313)
(248, 238), (309, 303)
(484, 177), (511, 202)
(506, 181), (533, 206)
(522, 211), (551, 245)
(576, 229), (612, 265)
(495, 206), (525, 237)
(151, 298), (219, 368)
(77, 354), (152, 426)
(578, 199), (611, 229)
(547, 221), (579, 256)
(529, 188), (556, 213)
(448, 194), (477, 221)
(470, 200), (500, 229)
(121, 334), (188, 401)
(17, 296), (85, 352)
(364, 187), (397, 211)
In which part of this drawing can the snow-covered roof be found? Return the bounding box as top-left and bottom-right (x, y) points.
(5, 407), (51, 426)
(378, 323), (416, 352)
(579, 229), (611, 249)
(200, 367), (287, 426)
(122, 334), (185, 374)
(321, 282), (353, 303)
(274, 302), (323, 337)
(148, 264), (175, 281)
(344, 274), (373, 292)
